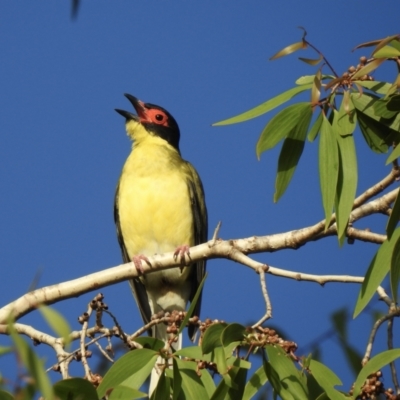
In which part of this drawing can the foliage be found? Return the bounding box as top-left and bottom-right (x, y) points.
(1, 30), (400, 399)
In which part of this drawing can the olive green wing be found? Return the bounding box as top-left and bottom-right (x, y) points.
(185, 162), (208, 340)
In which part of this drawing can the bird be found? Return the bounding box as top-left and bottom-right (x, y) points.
(114, 94), (207, 389)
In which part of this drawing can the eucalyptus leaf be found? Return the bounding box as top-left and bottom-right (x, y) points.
(373, 99), (398, 119)
(97, 349), (158, 397)
(354, 228), (400, 318)
(38, 305), (72, 347)
(242, 365), (268, 400)
(54, 378), (100, 400)
(270, 41), (306, 60)
(334, 132), (357, 245)
(110, 385), (147, 399)
(373, 45), (400, 58)
(352, 58), (385, 80)
(274, 103), (312, 201)
(337, 91), (356, 136)
(319, 114), (339, 230)
(257, 102), (311, 158)
(386, 190), (400, 238)
(356, 111), (389, 153)
(8, 318), (54, 400)
(390, 235), (400, 303)
(213, 85), (312, 126)
(307, 111), (323, 142)
(354, 80), (393, 95)
(174, 357), (210, 399)
(265, 345), (309, 400)
(296, 74), (334, 85)
(353, 349), (400, 398)
(202, 323), (227, 354)
(308, 359), (348, 400)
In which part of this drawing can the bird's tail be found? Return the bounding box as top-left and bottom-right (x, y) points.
(149, 323), (182, 396)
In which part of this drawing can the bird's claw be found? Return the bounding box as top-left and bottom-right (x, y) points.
(132, 254), (151, 275)
(173, 245), (191, 268)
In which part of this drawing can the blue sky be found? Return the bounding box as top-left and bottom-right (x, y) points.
(1, 0), (399, 394)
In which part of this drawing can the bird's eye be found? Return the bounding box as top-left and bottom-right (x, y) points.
(146, 109), (169, 126)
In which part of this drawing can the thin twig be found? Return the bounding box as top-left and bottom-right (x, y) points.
(305, 40), (339, 78)
(387, 318), (400, 395)
(80, 304), (92, 379)
(362, 310), (400, 365)
(353, 167), (400, 209)
(252, 265), (272, 328)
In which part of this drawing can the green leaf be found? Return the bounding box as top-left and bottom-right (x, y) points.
(54, 378), (100, 400)
(110, 385), (147, 399)
(213, 84), (312, 126)
(353, 349), (400, 398)
(274, 103), (312, 202)
(133, 336), (165, 351)
(387, 95), (400, 111)
(386, 144), (400, 165)
(354, 228), (400, 317)
(224, 357), (248, 400)
(175, 345), (211, 362)
(308, 359), (348, 400)
(0, 346), (12, 356)
(172, 357), (183, 400)
(371, 35), (400, 56)
(319, 114), (339, 230)
(221, 323), (246, 358)
(311, 70), (322, 104)
(201, 323), (227, 354)
(151, 370), (170, 400)
(199, 368), (216, 398)
(8, 318), (54, 400)
(354, 80), (393, 95)
(174, 358), (210, 399)
(386, 190), (400, 238)
(390, 235), (400, 303)
(221, 323), (246, 348)
(214, 346), (229, 376)
(352, 58), (385, 80)
(179, 273), (207, 335)
(38, 305), (72, 347)
(308, 111), (323, 142)
(265, 345), (309, 400)
(373, 99), (398, 119)
(256, 102), (311, 158)
(298, 56), (322, 66)
(356, 111), (390, 153)
(373, 45), (400, 58)
(270, 41), (306, 60)
(296, 75), (334, 85)
(334, 132), (357, 245)
(390, 39), (400, 52)
(243, 365), (269, 400)
(0, 390), (14, 400)
(97, 349), (158, 398)
(337, 91), (357, 136)
(352, 93), (400, 135)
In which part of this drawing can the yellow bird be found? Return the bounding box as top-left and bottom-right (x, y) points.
(114, 94), (207, 348)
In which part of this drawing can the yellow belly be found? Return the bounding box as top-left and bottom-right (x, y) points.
(118, 142), (194, 297)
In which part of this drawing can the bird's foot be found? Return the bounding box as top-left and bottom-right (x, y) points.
(173, 245), (191, 269)
(132, 254), (151, 275)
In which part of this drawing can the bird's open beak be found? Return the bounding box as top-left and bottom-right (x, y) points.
(115, 94), (150, 122)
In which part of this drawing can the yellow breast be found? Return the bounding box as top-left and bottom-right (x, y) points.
(118, 140), (194, 259)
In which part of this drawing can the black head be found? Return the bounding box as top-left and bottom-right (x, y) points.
(116, 94), (180, 151)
